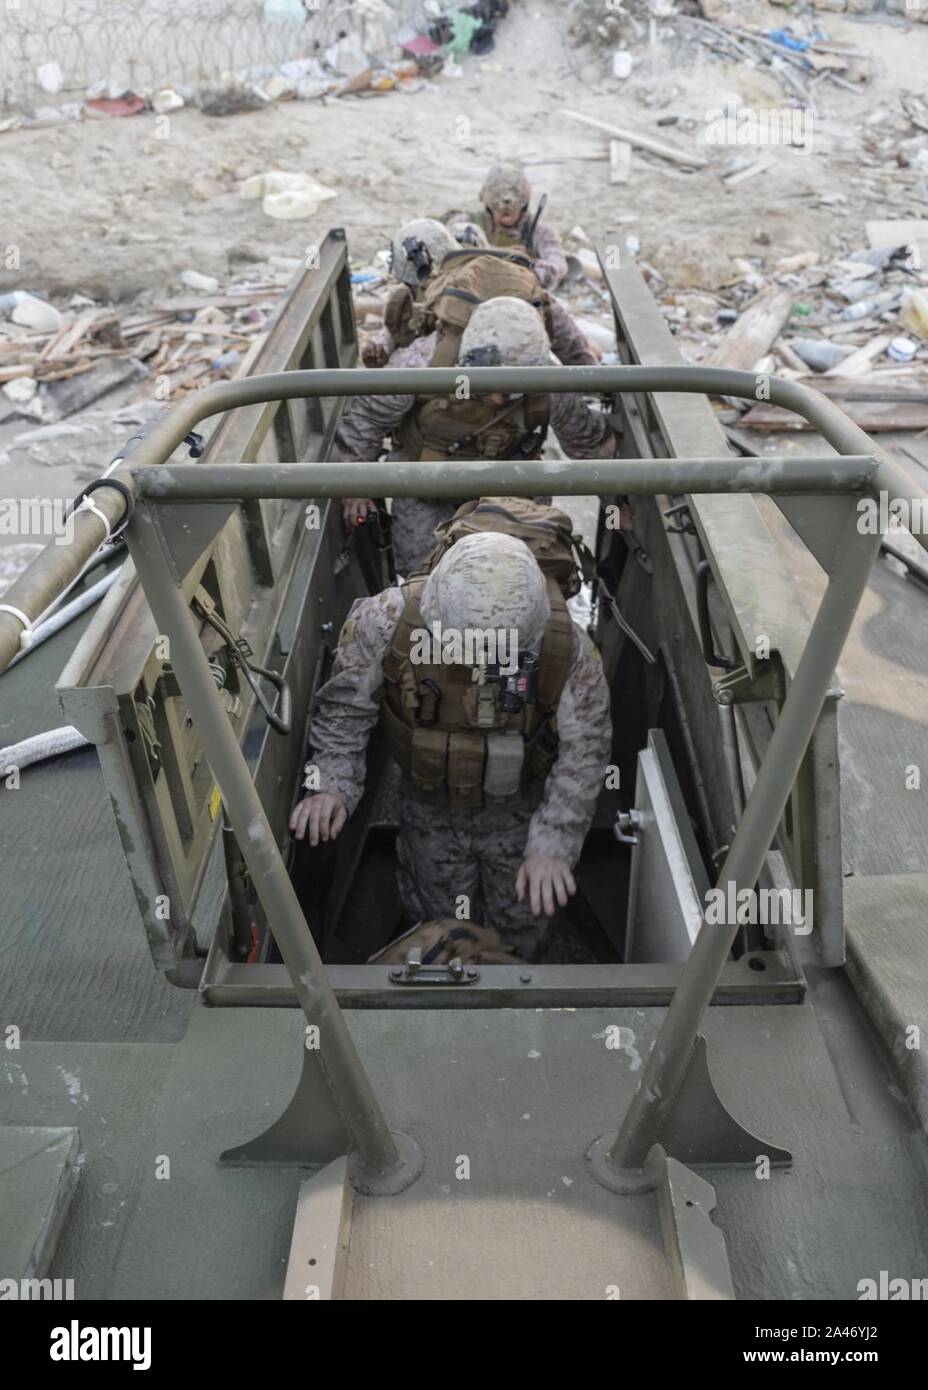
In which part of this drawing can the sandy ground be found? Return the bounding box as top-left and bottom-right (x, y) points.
(0, 0), (926, 566)
(2, 1), (926, 300)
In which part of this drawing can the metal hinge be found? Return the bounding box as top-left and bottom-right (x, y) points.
(713, 662), (785, 706)
(389, 947), (479, 985)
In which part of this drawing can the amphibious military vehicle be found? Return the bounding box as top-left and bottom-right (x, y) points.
(1, 230), (926, 1300)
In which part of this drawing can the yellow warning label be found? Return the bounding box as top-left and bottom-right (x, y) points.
(208, 786), (222, 821)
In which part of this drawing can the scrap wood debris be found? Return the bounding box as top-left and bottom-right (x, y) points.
(652, 217), (928, 425)
(0, 267), (298, 423)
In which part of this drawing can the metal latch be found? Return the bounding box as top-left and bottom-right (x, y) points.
(614, 808), (642, 846)
(389, 947), (479, 985)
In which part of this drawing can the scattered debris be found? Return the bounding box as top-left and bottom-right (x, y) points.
(84, 93), (145, 119)
(709, 287), (793, 371)
(562, 109), (709, 169)
(240, 170), (338, 221)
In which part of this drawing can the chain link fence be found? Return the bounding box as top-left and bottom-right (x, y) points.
(0, 0), (426, 113)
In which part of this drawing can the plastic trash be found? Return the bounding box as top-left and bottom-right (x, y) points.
(9, 292), (63, 333)
(842, 291), (896, 322)
(212, 349), (241, 373)
(447, 11), (482, 52)
(612, 51), (634, 80)
(179, 270), (220, 293)
(900, 289), (928, 340)
(263, 188), (336, 220)
(2, 376), (38, 404)
(767, 30), (810, 52)
(36, 61), (63, 94)
(887, 336), (918, 362)
(152, 89), (184, 114)
(787, 338), (854, 372)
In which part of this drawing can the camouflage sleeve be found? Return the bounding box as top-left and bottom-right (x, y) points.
(531, 221), (568, 291)
(550, 393), (620, 458)
(305, 588), (404, 813)
(525, 625), (612, 864)
(335, 332), (437, 462)
(549, 298), (597, 367)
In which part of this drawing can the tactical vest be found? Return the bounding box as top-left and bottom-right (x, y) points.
(381, 574), (573, 808)
(397, 391), (551, 464)
(478, 209), (533, 255)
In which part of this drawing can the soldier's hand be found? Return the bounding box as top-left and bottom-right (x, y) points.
(361, 338), (388, 368)
(516, 856), (577, 918)
(343, 497), (377, 530)
(290, 793), (348, 847)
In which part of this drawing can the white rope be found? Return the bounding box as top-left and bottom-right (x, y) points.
(0, 725), (90, 777)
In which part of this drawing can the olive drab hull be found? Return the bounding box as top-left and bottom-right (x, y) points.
(1, 233), (927, 1301)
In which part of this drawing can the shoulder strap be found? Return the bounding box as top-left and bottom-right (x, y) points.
(382, 577), (427, 698)
(536, 577), (574, 711)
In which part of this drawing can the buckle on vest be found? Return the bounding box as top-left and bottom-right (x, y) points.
(476, 684), (497, 728)
(417, 678), (442, 724)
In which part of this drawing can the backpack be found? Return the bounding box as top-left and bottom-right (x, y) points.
(420, 248), (553, 367)
(423, 497), (595, 599)
(369, 920), (520, 965)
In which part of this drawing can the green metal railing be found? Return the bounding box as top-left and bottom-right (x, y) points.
(1, 363), (923, 1189)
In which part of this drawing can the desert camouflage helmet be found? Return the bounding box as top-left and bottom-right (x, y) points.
(390, 218), (458, 287)
(421, 533), (550, 654)
(451, 220), (489, 248)
(458, 296), (550, 368)
(480, 162), (531, 214)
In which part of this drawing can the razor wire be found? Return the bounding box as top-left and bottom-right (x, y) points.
(0, 0), (426, 113)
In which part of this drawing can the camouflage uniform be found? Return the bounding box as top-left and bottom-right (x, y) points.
(449, 209), (568, 291)
(336, 330), (617, 575)
(306, 587), (612, 956)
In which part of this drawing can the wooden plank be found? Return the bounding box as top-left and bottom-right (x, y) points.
(722, 154), (774, 187)
(824, 334), (892, 378)
(562, 109), (708, 167)
(283, 1155), (352, 1300)
(709, 286), (793, 371)
(740, 399), (928, 431)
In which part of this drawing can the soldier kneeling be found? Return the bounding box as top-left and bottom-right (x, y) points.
(290, 522), (612, 960)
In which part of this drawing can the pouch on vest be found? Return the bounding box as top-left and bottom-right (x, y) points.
(483, 731), (525, 802)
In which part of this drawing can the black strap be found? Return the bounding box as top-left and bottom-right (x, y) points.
(70, 476), (135, 541)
